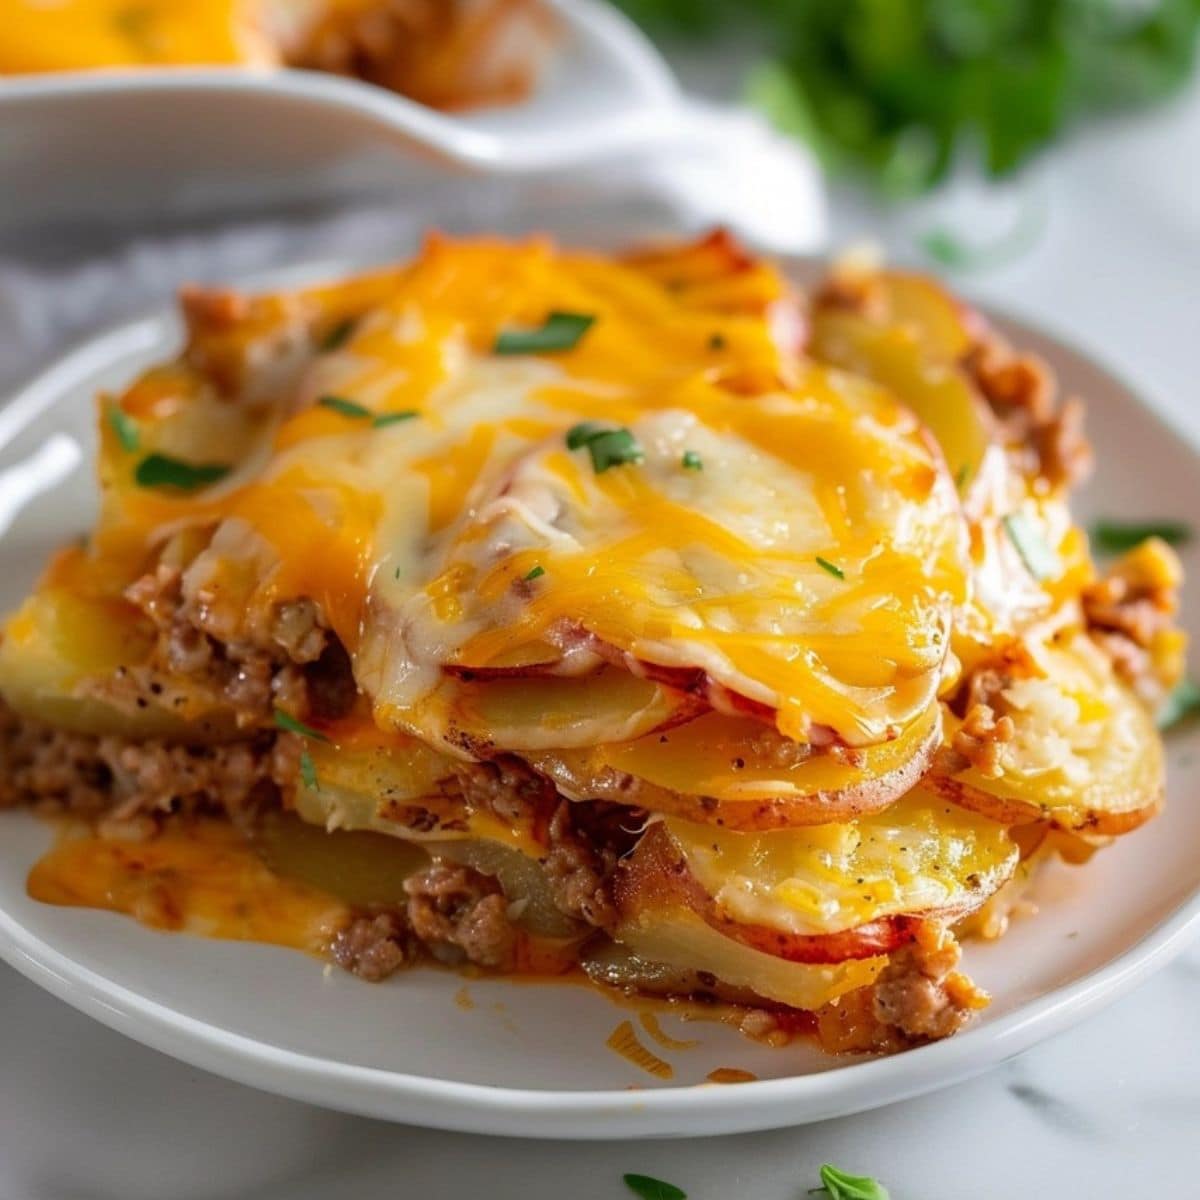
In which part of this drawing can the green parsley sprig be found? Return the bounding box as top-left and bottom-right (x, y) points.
(566, 422), (644, 473)
(1003, 511), (1059, 580)
(1159, 679), (1200, 732)
(495, 311), (594, 355)
(622, 1174), (686, 1200)
(134, 454), (230, 492)
(108, 406), (140, 453)
(810, 1163), (890, 1200)
(1091, 518), (1193, 554)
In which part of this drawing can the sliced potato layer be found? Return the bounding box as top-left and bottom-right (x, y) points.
(664, 787), (1017, 938)
(612, 905), (885, 1011)
(931, 634), (1163, 834)
(526, 701), (941, 829)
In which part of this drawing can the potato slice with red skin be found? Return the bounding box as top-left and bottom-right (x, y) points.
(525, 701), (941, 830)
(616, 826), (919, 964)
(930, 636), (1164, 836)
(445, 625), (786, 730)
(616, 791), (1017, 965)
(386, 666), (703, 758)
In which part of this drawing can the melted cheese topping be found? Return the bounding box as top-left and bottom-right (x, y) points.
(81, 238), (967, 751)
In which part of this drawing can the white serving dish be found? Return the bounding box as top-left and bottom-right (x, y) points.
(0, 257), (1196, 1138)
(0, 0), (671, 232)
(0, 0), (824, 251)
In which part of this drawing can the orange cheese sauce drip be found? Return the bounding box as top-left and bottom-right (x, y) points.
(638, 1011), (700, 1051)
(706, 1067), (758, 1084)
(605, 1019), (675, 1080)
(27, 819), (350, 954)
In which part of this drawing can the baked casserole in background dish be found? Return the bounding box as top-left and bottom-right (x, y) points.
(0, 232), (1184, 1055)
(0, 0), (556, 110)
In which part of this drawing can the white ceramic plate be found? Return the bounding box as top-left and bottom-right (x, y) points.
(0, 264), (1197, 1139)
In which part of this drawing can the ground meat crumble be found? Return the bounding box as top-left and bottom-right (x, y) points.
(963, 332), (1094, 489)
(815, 923), (987, 1053)
(1082, 537), (1185, 706)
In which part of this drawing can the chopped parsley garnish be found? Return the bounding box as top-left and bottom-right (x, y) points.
(955, 462), (971, 490)
(1002, 511), (1059, 580)
(1091, 518), (1192, 554)
(108, 406), (140, 453)
(681, 450), (703, 471)
(318, 395), (371, 419)
(707, 332), (726, 351)
(623, 1174), (686, 1200)
(495, 311), (594, 355)
(810, 1164), (890, 1200)
(816, 556), (845, 580)
(523, 565), (546, 582)
(319, 317), (357, 352)
(134, 454), (230, 491)
(566, 423), (644, 473)
(1158, 679), (1200, 732)
(299, 750), (320, 791)
(273, 708), (330, 742)
(566, 421), (608, 450)
(373, 410), (419, 427)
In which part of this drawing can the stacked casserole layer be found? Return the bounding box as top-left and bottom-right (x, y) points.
(0, 233), (1181, 1051)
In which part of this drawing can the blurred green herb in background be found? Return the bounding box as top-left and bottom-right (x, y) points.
(614, 0), (1200, 195)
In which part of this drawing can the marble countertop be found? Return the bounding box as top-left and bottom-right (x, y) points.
(2, 58), (1198, 1200)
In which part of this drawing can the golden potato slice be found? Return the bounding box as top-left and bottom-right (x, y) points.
(610, 904), (884, 1011)
(930, 635), (1164, 834)
(383, 667), (699, 756)
(612, 786), (1015, 974)
(525, 701), (941, 830)
(0, 585), (228, 738)
(659, 787), (1017, 939)
(811, 292), (993, 490)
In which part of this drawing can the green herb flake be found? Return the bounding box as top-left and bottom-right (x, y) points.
(707, 332), (726, 351)
(319, 317), (357, 353)
(299, 750), (320, 792)
(273, 708), (330, 743)
(566, 422), (644, 473)
(815, 556), (845, 580)
(622, 1174), (686, 1200)
(108, 406), (141, 453)
(955, 462), (971, 490)
(373, 410), (419, 428)
(586, 429), (644, 473)
(1092, 518), (1193, 554)
(318, 395), (371, 420)
(1003, 512), (1059, 580)
(1158, 679), (1200, 732)
(134, 454), (230, 492)
(681, 450), (703, 471)
(495, 311), (594, 355)
(810, 1163), (890, 1200)
(523, 565), (546, 582)
(566, 420), (609, 450)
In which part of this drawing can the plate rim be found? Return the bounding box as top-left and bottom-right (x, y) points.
(0, 268), (1198, 1139)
